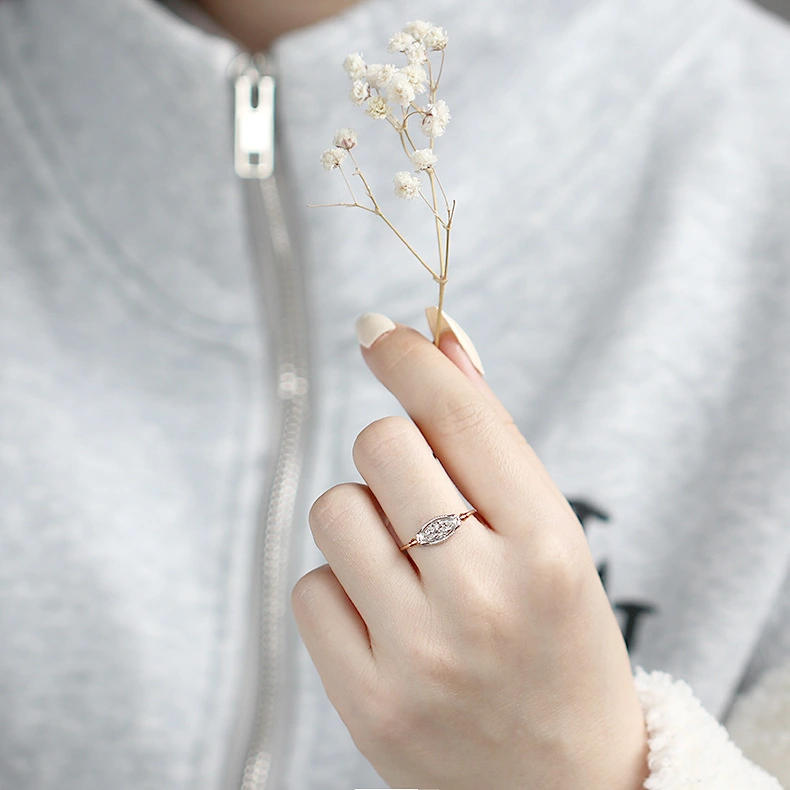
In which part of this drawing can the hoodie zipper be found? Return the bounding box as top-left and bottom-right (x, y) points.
(228, 51), (311, 790)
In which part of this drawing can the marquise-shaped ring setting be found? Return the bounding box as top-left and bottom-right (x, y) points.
(399, 510), (477, 552)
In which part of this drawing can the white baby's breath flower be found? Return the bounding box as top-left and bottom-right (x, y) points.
(393, 171), (422, 200)
(349, 79), (370, 106)
(387, 71), (416, 107)
(406, 42), (428, 66)
(333, 128), (358, 149)
(423, 25), (448, 50)
(387, 31), (415, 53)
(366, 63), (397, 90)
(410, 148), (437, 171)
(321, 148), (347, 170)
(366, 95), (390, 119)
(400, 64), (427, 94)
(318, 20), (458, 350)
(420, 99), (451, 137)
(403, 20), (433, 42)
(343, 52), (367, 80)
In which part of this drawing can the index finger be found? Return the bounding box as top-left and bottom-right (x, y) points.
(356, 314), (574, 536)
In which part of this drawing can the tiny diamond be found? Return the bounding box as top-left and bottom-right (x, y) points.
(416, 514), (461, 545)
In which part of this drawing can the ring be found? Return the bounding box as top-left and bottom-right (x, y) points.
(399, 510), (477, 552)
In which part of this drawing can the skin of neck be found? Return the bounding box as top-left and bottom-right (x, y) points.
(193, 0), (361, 51)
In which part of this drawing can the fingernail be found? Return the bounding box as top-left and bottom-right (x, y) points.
(425, 307), (485, 376)
(355, 312), (396, 349)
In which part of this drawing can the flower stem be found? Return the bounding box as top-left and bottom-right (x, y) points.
(433, 169), (451, 215)
(403, 126), (419, 152)
(377, 210), (441, 281)
(427, 168), (446, 346)
(419, 189), (449, 227)
(435, 279), (447, 346)
(348, 150), (377, 205)
(436, 49), (446, 88)
(434, 203), (455, 344)
(307, 201), (377, 212)
(339, 165), (357, 203)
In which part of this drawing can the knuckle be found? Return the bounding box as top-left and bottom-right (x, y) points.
(308, 483), (362, 539)
(403, 634), (437, 671)
(351, 679), (412, 752)
(352, 415), (415, 469)
(455, 575), (520, 648)
(530, 536), (587, 610)
(430, 393), (492, 441)
(360, 707), (409, 755)
(290, 564), (328, 610)
(382, 328), (425, 379)
(403, 630), (462, 689)
(290, 578), (309, 610)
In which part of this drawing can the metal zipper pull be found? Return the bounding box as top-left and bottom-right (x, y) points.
(231, 53), (275, 179)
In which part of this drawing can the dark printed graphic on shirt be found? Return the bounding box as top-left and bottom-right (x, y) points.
(569, 499), (658, 653)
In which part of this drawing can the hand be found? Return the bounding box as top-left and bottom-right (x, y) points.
(291, 314), (649, 790)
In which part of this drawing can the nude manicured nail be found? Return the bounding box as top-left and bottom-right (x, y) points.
(425, 306), (485, 376)
(355, 312), (396, 348)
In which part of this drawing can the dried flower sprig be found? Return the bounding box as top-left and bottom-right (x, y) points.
(311, 20), (456, 346)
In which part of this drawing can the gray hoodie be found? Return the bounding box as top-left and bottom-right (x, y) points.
(0, 0), (788, 788)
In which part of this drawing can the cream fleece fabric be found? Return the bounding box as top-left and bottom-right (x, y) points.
(726, 660), (790, 787)
(636, 664), (788, 788)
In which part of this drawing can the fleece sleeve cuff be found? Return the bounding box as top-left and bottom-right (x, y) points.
(633, 667), (784, 789)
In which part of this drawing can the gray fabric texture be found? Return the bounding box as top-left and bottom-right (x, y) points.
(0, 0), (789, 788)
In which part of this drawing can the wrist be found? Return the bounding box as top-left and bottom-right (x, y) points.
(584, 696), (649, 790)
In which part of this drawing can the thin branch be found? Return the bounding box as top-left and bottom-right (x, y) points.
(310, 198), (441, 281)
(403, 126), (419, 152)
(434, 280), (447, 347)
(427, 167), (445, 271)
(377, 210), (441, 281)
(339, 165), (358, 204)
(432, 168), (451, 215)
(345, 149), (442, 281)
(398, 131), (413, 159)
(348, 150), (378, 208)
(427, 157), (447, 350)
(307, 202), (377, 213)
(419, 189), (450, 227)
(435, 49), (446, 88)
(433, 200), (454, 347)
(444, 201), (455, 271)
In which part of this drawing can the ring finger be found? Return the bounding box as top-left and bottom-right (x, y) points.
(352, 414), (493, 595)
